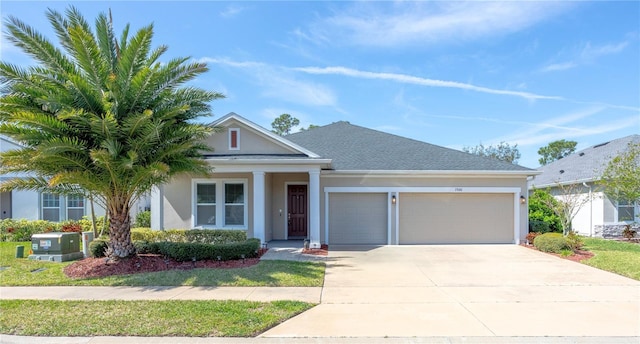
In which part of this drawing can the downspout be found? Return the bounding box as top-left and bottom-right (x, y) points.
(583, 182), (593, 237)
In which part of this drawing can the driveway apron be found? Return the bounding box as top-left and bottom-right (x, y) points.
(261, 245), (640, 337)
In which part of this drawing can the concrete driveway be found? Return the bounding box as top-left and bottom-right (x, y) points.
(262, 245), (640, 337)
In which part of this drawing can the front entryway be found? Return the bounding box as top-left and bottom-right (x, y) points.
(287, 185), (308, 238)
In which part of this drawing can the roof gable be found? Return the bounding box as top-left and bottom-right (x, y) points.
(206, 113), (320, 158)
(286, 121), (533, 172)
(531, 134), (640, 187)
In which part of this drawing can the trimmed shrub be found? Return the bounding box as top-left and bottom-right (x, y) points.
(134, 210), (151, 228)
(133, 240), (161, 255)
(529, 220), (550, 234)
(89, 238), (109, 258)
(565, 231), (584, 251)
(0, 219), (59, 241)
(155, 238), (260, 262)
(130, 228), (246, 244)
(526, 232), (540, 245)
(533, 232), (568, 253)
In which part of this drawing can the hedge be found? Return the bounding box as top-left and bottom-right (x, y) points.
(130, 228), (246, 244)
(533, 232), (568, 253)
(0, 217), (109, 242)
(133, 238), (261, 262)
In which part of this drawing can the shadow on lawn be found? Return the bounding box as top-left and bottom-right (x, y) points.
(87, 260), (325, 287)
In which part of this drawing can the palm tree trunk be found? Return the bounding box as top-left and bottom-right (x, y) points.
(108, 203), (135, 258)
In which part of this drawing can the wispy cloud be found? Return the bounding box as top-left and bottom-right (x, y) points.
(219, 5), (246, 18)
(293, 66), (563, 101)
(540, 40), (631, 72)
(200, 57), (337, 107)
(490, 106), (639, 147)
(300, 2), (572, 48)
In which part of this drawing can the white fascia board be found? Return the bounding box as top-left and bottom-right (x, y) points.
(205, 158), (331, 165)
(324, 186), (522, 194)
(210, 113), (321, 158)
(206, 163), (327, 173)
(529, 177), (598, 189)
(321, 170), (539, 178)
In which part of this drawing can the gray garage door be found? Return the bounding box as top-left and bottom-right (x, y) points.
(328, 193), (388, 245)
(399, 193), (514, 244)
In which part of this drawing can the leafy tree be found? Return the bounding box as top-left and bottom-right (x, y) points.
(0, 7), (222, 258)
(462, 142), (521, 164)
(538, 139), (577, 165)
(300, 124), (319, 131)
(271, 114), (299, 135)
(599, 142), (640, 214)
(533, 184), (592, 236)
(528, 189), (562, 233)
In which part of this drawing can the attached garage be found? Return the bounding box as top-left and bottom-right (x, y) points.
(399, 193), (514, 244)
(328, 193), (388, 245)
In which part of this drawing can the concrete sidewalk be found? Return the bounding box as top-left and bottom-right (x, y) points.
(0, 285), (321, 302)
(2, 334), (639, 344)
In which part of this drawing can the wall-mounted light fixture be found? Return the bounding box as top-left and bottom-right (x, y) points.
(520, 195), (526, 205)
(391, 195), (396, 205)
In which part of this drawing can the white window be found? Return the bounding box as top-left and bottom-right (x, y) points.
(196, 184), (216, 227)
(618, 200), (637, 222)
(41, 193), (86, 222)
(42, 193), (60, 222)
(229, 128), (240, 150)
(67, 195), (85, 221)
(224, 183), (245, 226)
(193, 179), (247, 229)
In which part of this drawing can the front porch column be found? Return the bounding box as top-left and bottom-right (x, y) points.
(309, 170), (321, 248)
(253, 171), (266, 243)
(150, 185), (164, 230)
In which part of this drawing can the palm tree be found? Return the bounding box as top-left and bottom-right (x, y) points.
(0, 7), (222, 258)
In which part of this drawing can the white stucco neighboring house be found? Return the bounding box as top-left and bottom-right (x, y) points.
(151, 112), (539, 247)
(529, 134), (640, 237)
(0, 135), (149, 222)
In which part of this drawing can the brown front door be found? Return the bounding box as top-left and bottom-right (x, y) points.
(287, 185), (308, 238)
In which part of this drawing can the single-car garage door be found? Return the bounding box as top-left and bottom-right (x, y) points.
(328, 193), (387, 245)
(399, 193), (514, 244)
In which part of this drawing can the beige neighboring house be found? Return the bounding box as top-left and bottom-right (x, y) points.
(151, 113), (537, 247)
(529, 135), (640, 237)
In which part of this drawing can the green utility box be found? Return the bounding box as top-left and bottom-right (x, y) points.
(29, 232), (84, 262)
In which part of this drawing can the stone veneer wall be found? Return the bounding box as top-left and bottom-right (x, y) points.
(594, 223), (640, 238)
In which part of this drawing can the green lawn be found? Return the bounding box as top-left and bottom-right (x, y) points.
(0, 299), (313, 337)
(582, 238), (640, 281)
(0, 242), (325, 287)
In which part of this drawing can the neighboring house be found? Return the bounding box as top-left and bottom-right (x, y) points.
(0, 135), (149, 222)
(151, 113), (537, 247)
(529, 135), (640, 237)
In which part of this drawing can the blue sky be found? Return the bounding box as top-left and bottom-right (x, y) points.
(1, 1), (639, 168)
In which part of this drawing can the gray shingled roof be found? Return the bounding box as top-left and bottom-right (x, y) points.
(531, 134), (640, 187)
(286, 121), (532, 171)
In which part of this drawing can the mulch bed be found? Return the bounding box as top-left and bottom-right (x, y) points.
(64, 249), (268, 279)
(520, 243), (594, 262)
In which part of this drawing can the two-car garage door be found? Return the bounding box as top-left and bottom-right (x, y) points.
(398, 193), (514, 244)
(327, 192), (514, 245)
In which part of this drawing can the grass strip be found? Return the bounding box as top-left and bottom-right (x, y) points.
(0, 299), (313, 337)
(582, 238), (640, 281)
(0, 242), (325, 287)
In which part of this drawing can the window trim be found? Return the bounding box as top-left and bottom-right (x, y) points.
(617, 199), (638, 223)
(41, 193), (86, 222)
(41, 192), (61, 222)
(228, 128), (240, 150)
(192, 178), (248, 230)
(66, 194), (85, 221)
